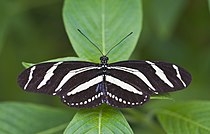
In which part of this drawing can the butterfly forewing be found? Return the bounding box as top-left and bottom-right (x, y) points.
(109, 60), (191, 94)
(18, 61), (100, 96)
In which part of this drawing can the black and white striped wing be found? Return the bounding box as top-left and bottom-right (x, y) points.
(60, 77), (105, 108)
(106, 60), (191, 107)
(18, 61), (103, 108)
(105, 80), (150, 108)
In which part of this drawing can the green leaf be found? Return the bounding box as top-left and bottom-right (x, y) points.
(150, 94), (173, 101)
(0, 102), (75, 134)
(64, 105), (133, 134)
(22, 62), (34, 68)
(157, 101), (210, 134)
(63, 0), (142, 63)
(22, 56), (88, 68)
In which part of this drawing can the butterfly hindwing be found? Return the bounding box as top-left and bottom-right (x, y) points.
(61, 79), (106, 108)
(105, 80), (150, 108)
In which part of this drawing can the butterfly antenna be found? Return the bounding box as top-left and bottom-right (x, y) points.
(105, 32), (133, 56)
(77, 29), (103, 56)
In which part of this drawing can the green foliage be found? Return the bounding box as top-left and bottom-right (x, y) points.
(0, 1), (12, 54)
(209, 0), (210, 13)
(63, 0), (142, 63)
(143, 0), (186, 39)
(157, 101), (210, 134)
(22, 62), (35, 68)
(0, 102), (74, 134)
(150, 94), (173, 101)
(22, 57), (88, 68)
(0, 0), (60, 54)
(64, 105), (133, 134)
(0, 0), (210, 134)
(0, 18), (7, 54)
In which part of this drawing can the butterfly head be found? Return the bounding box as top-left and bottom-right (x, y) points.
(100, 56), (109, 64)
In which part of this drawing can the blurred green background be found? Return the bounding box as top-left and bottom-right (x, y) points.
(0, 0), (210, 121)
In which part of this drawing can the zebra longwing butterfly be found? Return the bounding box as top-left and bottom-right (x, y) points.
(17, 30), (192, 108)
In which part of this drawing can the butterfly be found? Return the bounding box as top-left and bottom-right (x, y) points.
(17, 29), (192, 108)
